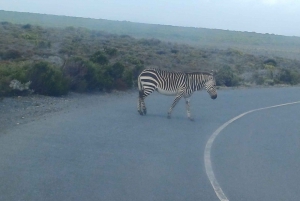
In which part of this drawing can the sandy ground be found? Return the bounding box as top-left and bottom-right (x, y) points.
(0, 90), (135, 132)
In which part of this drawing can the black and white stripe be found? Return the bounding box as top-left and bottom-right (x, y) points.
(137, 68), (217, 120)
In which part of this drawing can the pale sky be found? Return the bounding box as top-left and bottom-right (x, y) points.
(0, 0), (300, 36)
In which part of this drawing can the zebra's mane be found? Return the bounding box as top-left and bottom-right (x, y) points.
(185, 71), (213, 76)
(150, 68), (214, 76)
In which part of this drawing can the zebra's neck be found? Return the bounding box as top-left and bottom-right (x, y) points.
(187, 73), (210, 91)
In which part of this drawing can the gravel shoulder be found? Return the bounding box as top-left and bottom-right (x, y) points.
(0, 90), (136, 133)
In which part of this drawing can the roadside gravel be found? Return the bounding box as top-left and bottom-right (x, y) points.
(0, 90), (136, 132)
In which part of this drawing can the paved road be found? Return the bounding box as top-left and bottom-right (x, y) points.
(0, 87), (299, 201)
(212, 100), (300, 201)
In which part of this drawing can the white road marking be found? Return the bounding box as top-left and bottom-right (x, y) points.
(204, 101), (300, 201)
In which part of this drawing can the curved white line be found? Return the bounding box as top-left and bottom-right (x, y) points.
(204, 101), (300, 201)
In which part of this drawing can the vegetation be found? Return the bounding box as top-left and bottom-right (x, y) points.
(1, 10), (300, 60)
(215, 66), (240, 87)
(28, 62), (69, 96)
(0, 20), (300, 97)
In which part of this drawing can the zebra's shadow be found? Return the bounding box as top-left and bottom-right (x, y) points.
(139, 113), (195, 122)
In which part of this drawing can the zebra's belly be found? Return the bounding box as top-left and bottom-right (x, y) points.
(156, 87), (178, 96)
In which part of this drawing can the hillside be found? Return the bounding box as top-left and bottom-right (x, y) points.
(1, 10), (300, 60)
(0, 18), (300, 97)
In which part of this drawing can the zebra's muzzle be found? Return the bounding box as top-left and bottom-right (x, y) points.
(211, 94), (217, 99)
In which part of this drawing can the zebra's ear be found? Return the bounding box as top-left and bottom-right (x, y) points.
(211, 70), (218, 76)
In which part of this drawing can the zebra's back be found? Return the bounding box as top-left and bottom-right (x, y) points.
(139, 69), (187, 95)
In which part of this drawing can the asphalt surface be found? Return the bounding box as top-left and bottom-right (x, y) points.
(213, 100), (300, 201)
(0, 87), (299, 201)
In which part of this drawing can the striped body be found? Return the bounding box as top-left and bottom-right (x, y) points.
(137, 69), (217, 120)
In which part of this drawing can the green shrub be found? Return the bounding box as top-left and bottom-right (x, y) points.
(21, 33), (37, 40)
(28, 61), (69, 96)
(3, 49), (22, 60)
(108, 62), (125, 79)
(104, 47), (118, 56)
(216, 65), (240, 87)
(37, 40), (51, 48)
(90, 51), (109, 65)
(132, 64), (144, 87)
(63, 57), (100, 92)
(122, 69), (133, 88)
(0, 76), (11, 97)
(264, 79), (275, 86)
(63, 57), (121, 92)
(0, 61), (31, 96)
(22, 24), (32, 29)
(252, 72), (265, 85)
(263, 59), (277, 66)
(97, 69), (114, 91)
(171, 49), (179, 54)
(276, 69), (300, 85)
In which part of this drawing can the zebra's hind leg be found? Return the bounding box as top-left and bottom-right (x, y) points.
(167, 92), (183, 119)
(185, 98), (194, 121)
(138, 90), (147, 115)
(138, 97), (147, 115)
(138, 97), (143, 115)
(142, 100), (147, 115)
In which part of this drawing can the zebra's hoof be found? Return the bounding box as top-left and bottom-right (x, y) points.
(188, 117), (195, 121)
(167, 115), (171, 119)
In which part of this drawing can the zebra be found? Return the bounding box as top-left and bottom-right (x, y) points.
(137, 68), (217, 121)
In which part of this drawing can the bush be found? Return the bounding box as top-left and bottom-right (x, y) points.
(252, 72), (265, 85)
(263, 59), (277, 66)
(132, 64), (144, 87)
(276, 69), (300, 85)
(104, 47), (118, 56)
(216, 65), (240, 87)
(264, 79), (275, 86)
(28, 61), (69, 96)
(90, 51), (109, 65)
(108, 62), (125, 79)
(22, 24), (32, 29)
(122, 69), (133, 88)
(63, 57), (121, 92)
(63, 57), (100, 92)
(3, 49), (22, 60)
(9, 79), (32, 95)
(0, 61), (32, 96)
(0, 76), (11, 97)
(97, 68), (114, 91)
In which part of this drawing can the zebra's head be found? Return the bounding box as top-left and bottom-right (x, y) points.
(204, 72), (217, 100)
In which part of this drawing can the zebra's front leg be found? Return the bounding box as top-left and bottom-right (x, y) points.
(185, 98), (194, 121)
(167, 93), (183, 119)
